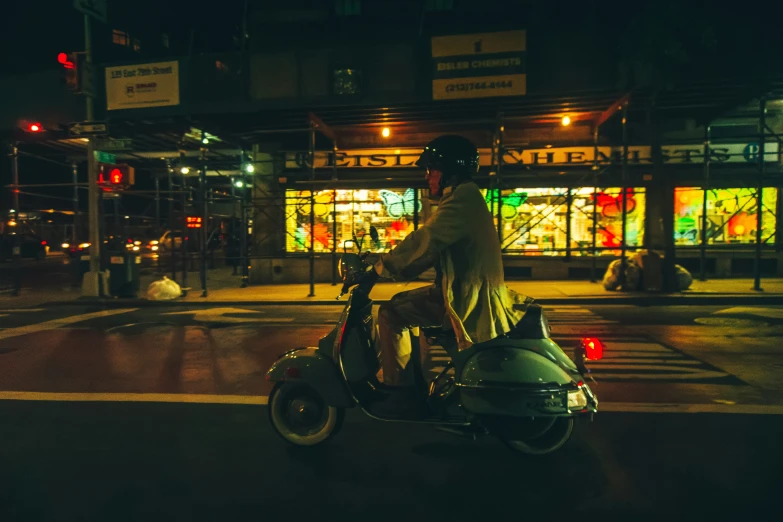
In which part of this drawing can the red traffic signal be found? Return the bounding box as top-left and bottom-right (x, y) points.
(109, 168), (123, 184)
(58, 52), (79, 91)
(18, 120), (45, 133)
(57, 53), (75, 69)
(98, 163), (135, 191)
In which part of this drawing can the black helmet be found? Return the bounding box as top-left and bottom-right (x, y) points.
(415, 135), (479, 185)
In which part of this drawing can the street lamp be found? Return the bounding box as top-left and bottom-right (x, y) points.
(561, 115), (572, 126)
(234, 180), (245, 189)
(180, 167), (190, 175)
(381, 127), (391, 138)
(245, 163), (255, 174)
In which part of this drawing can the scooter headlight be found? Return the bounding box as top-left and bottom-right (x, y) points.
(567, 389), (588, 409)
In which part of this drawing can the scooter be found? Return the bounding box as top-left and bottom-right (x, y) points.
(266, 230), (602, 455)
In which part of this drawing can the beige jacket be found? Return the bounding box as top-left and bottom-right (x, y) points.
(376, 182), (527, 350)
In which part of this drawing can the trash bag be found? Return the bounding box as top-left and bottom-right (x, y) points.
(147, 276), (182, 300)
(675, 264), (693, 291)
(603, 258), (642, 291)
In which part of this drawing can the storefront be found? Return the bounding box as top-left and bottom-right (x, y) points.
(263, 140), (782, 282)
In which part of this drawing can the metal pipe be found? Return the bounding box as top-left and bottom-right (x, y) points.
(700, 125), (711, 281)
(565, 187), (572, 261)
(231, 176), (238, 275)
(590, 127), (599, 283)
(308, 123), (316, 297)
(11, 144), (19, 211)
(496, 117), (505, 244)
(240, 191), (249, 287)
(181, 171), (188, 292)
(166, 162), (176, 281)
(84, 13), (101, 292)
(754, 98), (766, 292)
(619, 103), (629, 288)
(72, 163), (79, 244)
(332, 143), (338, 286)
(200, 132), (208, 297)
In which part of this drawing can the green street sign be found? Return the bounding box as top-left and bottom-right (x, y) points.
(94, 150), (116, 164)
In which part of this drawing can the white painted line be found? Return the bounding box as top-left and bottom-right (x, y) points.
(0, 314), (7, 318)
(1, 392), (780, 415)
(0, 391), (268, 405)
(0, 309), (138, 341)
(601, 402), (783, 415)
(0, 308), (46, 313)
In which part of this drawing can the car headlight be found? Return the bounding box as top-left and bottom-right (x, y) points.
(151, 245), (159, 251)
(567, 389), (588, 409)
(62, 242), (70, 249)
(78, 243), (90, 249)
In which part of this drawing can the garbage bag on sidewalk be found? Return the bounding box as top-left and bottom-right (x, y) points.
(602, 259), (642, 291)
(147, 276), (182, 300)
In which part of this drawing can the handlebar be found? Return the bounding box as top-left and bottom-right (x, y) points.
(336, 257), (377, 299)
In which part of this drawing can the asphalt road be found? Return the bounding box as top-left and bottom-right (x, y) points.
(1, 302), (782, 520)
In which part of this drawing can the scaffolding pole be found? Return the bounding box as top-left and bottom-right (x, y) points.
(754, 98), (766, 292)
(565, 188), (573, 261)
(590, 127), (599, 283)
(496, 114), (505, 244)
(308, 121), (316, 298)
(332, 142), (338, 286)
(200, 131), (208, 297)
(619, 103), (629, 288)
(72, 162), (79, 244)
(700, 124), (711, 282)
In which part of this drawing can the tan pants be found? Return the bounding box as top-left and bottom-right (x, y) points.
(377, 285), (445, 386)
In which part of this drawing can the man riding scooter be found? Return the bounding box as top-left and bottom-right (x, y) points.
(356, 135), (528, 416)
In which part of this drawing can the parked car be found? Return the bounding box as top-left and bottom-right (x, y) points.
(0, 233), (47, 262)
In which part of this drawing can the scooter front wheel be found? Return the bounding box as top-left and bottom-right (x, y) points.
(268, 382), (345, 446)
(499, 417), (574, 456)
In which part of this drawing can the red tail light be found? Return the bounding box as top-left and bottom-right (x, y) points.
(581, 337), (604, 361)
(41, 241), (47, 245)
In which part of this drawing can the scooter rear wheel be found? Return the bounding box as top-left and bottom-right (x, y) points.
(268, 382), (345, 446)
(499, 417), (574, 456)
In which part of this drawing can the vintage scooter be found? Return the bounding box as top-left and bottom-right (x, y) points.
(266, 229), (602, 455)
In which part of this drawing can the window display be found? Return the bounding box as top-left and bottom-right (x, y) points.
(285, 189), (421, 253)
(674, 187), (777, 245)
(484, 187), (645, 255)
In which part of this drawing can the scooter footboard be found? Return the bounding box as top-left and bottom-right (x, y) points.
(266, 348), (356, 408)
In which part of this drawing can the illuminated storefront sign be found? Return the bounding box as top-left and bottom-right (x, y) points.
(285, 142), (778, 170)
(430, 30), (527, 101)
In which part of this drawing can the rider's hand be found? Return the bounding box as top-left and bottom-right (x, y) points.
(354, 265), (380, 293)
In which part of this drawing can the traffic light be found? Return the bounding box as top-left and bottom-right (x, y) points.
(58, 52), (79, 92)
(98, 163), (135, 191)
(17, 119), (46, 135)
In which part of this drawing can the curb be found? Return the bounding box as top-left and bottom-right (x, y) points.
(40, 293), (783, 308)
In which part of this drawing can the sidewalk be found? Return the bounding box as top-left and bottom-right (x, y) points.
(6, 267), (783, 307)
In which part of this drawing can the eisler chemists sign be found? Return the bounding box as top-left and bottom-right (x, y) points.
(284, 143), (778, 169)
(105, 61), (180, 111)
(431, 30), (526, 101)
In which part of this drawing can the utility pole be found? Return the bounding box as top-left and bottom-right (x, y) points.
(81, 12), (102, 296)
(11, 144), (19, 211)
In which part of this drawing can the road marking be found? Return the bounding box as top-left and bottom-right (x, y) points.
(162, 307), (294, 324)
(0, 314), (7, 318)
(600, 402), (783, 415)
(0, 308), (45, 313)
(0, 391), (268, 405)
(0, 309), (138, 341)
(714, 306), (783, 319)
(1, 391), (781, 415)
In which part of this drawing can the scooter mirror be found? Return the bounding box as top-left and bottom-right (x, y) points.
(369, 226), (379, 243)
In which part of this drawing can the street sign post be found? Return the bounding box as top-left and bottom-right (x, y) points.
(94, 150), (115, 164)
(94, 138), (133, 151)
(69, 121), (107, 137)
(73, 0), (107, 23)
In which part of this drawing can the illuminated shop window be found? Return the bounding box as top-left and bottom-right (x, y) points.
(285, 189), (420, 253)
(674, 187), (777, 246)
(485, 187), (646, 255)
